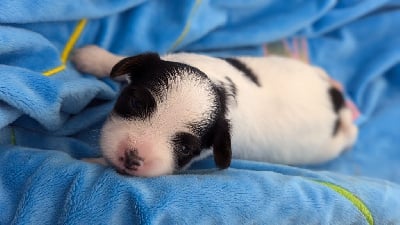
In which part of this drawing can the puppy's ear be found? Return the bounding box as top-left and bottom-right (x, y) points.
(212, 118), (232, 169)
(110, 53), (161, 78)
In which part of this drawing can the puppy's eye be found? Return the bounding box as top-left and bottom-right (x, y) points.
(172, 132), (201, 168)
(180, 145), (192, 156)
(127, 88), (146, 112)
(113, 86), (156, 119)
(129, 98), (144, 110)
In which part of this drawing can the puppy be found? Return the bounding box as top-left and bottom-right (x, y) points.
(72, 45), (358, 177)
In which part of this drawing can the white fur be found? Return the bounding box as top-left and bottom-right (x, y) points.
(72, 45), (358, 176)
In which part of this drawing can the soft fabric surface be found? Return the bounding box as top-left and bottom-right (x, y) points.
(1, 1), (399, 224)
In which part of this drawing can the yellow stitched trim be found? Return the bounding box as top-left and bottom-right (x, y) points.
(315, 180), (374, 225)
(169, 0), (202, 51)
(42, 19), (87, 76)
(61, 19), (87, 63)
(42, 64), (66, 76)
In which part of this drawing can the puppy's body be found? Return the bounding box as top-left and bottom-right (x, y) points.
(73, 46), (357, 177)
(164, 53), (357, 164)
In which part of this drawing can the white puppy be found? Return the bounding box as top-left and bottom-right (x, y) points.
(72, 45), (358, 177)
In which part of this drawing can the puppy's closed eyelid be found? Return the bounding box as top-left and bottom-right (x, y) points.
(113, 86), (157, 119)
(172, 132), (202, 168)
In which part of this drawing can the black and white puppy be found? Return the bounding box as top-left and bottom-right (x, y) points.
(72, 45), (358, 177)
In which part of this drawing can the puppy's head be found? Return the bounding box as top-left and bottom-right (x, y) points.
(101, 53), (231, 177)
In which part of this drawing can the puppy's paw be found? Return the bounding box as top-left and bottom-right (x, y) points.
(71, 45), (111, 77)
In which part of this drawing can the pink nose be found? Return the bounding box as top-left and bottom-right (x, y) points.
(118, 149), (144, 173)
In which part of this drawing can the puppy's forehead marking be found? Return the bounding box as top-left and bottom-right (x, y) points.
(152, 69), (217, 135)
(115, 66), (217, 138)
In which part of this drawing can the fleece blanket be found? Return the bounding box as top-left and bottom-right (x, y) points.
(1, 0), (400, 224)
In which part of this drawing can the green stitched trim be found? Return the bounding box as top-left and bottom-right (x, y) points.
(314, 180), (374, 225)
(169, 0), (202, 51)
(10, 127), (16, 145)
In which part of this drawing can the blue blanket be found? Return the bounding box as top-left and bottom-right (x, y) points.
(1, 0), (400, 224)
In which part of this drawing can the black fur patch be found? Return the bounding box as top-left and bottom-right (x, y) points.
(111, 53), (209, 119)
(332, 118), (341, 136)
(224, 76), (237, 101)
(329, 87), (345, 113)
(193, 84), (228, 149)
(223, 58), (261, 87)
(198, 84), (232, 169)
(172, 132), (202, 168)
(328, 87), (345, 136)
(197, 85), (228, 149)
(110, 53), (162, 78)
(113, 86), (157, 120)
(211, 117), (231, 169)
(214, 85), (229, 117)
(112, 52), (209, 98)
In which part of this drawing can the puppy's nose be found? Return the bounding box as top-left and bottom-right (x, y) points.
(122, 149), (144, 170)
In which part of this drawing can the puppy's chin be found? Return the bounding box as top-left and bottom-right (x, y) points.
(101, 147), (176, 177)
(102, 145), (176, 177)
(117, 159), (175, 177)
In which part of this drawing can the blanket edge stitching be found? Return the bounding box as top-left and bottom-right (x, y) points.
(314, 180), (374, 225)
(42, 19), (87, 77)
